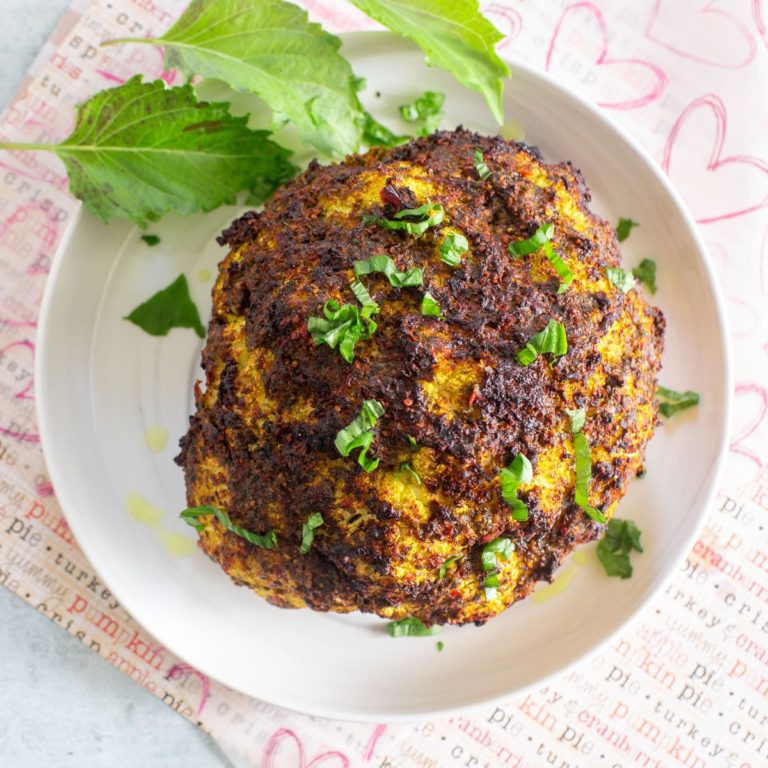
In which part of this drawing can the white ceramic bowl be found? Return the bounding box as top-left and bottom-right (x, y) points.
(36, 32), (731, 721)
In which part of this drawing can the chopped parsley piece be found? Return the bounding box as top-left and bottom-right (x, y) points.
(180, 505), (276, 549)
(334, 399), (384, 472)
(421, 292), (442, 318)
(516, 319), (567, 366)
(632, 258), (657, 294)
(300, 512), (324, 555)
(124, 273), (205, 339)
(508, 223), (573, 293)
(349, 279), (379, 310)
(440, 232), (469, 267)
(500, 453), (533, 521)
(605, 267), (636, 293)
(567, 409), (606, 524)
(437, 641), (444, 651)
(481, 537), (514, 600)
(308, 299), (377, 363)
(399, 461), (422, 485)
(656, 386), (700, 418)
(438, 555), (461, 579)
(141, 234), (160, 246)
(407, 435), (419, 452)
(362, 111), (408, 149)
(399, 90), (445, 135)
(387, 617), (440, 637)
(367, 201), (445, 237)
(616, 218), (639, 242)
(354, 254), (423, 287)
(473, 149), (492, 180)
(597, 518), (643, 578)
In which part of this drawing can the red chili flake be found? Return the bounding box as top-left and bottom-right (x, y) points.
(380, 184), (401, 208)
(403, 397), (413, 407)
(468, 387), (481, 407)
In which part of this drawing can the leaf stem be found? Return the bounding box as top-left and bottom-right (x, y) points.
(101, 37), (159, 48)
(0, 142), (54, 152)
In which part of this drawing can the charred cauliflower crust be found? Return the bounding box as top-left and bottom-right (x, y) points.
(177, 128), (664, 626)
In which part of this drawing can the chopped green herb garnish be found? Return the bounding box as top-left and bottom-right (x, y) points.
(438, 555), (461, 579)
(605, 267), (635, 293)
(349, 279), (379, 311)
(399, 461), (422, 485)
(508, 223), (554, 257)
(500, 453), (533, 521)
(362, 111), (408, 148)
(141, 234), (160, 246)
(399, 90), (445, 135)
(481, 537), (514, 600)
(440, 232), (469, 267)
(387, 617), (440, 637)
(354, 254), (423, 287)
(656, 386), (700, 418)
(473, 149), (492, 180)
(124, 273), (205, 339)
(616, 218), (639, 242)
(632, 258), (657, 294)
(421, 292), (442, 318)
(407, 435), (419, 452)
(180, 505), (276, 549)
(335, 399), (384, 472)
(367, 201), (444, 237)
(308, 299), (377, 363)
(597, 518), (643, 578)
(437, 641), (444, 651)
(516, 319), (567, 366)
(567, 409), (606, 524)
(300, 512), (324, 554)
(508, 223), (573, 292)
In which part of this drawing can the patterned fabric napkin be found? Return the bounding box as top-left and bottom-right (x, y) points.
(1, 1), (767, 766)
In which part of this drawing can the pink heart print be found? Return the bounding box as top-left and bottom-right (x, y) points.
(482, 2), (523, 48)
(731, 383), (768, 470)
(546, 2), (667, 110)
(662, 94), (768, 224)
(262, 728), (350, 768)
(646, 0), (756, 68)
(755, 0), (768, 48)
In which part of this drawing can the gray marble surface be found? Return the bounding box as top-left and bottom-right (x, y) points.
(0, 2), (231, 766)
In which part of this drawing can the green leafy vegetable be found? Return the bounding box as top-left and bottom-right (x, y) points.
(300, 512), (324, 554)
(605, 267), (636, 293)
(440, 232), (469, 267)
(438, 555), (461, 579)
(500, 453), (533, 521)
(307, 299), (378, 363)
(349, 280), (379, 311)
(567, 409), (606, 524)
(508, 223), (573, 293)
(616, 218), (639, 242)
(387, 616), (440, 637)
(473, 149), (492, 180)
(421, 292), (443, 318)
(347, 0), (510, 123)
(0, 77), (296, 227)
(399, 461), (422, 485)
(354, 254), (423, 287)
(335, 399), (385, 471)
(656, 386), (700, 418)
(125, 274), (205, 339)
(141, 234), (160, 247)
(437, 641), (444, 651)
(399, 90), (445, 135)
(105, 0), (362, 156)
(597, 518), (643, 578)
(367, 201), (445, 237)
(516, 319), (567, 366)
(361, 111), (408, 148)
(632, 258), (657, 294)
(180, 505), (277, 548)
(481, 537), (514, 599)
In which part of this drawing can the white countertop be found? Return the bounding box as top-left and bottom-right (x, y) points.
(0, 3), (230, 765)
